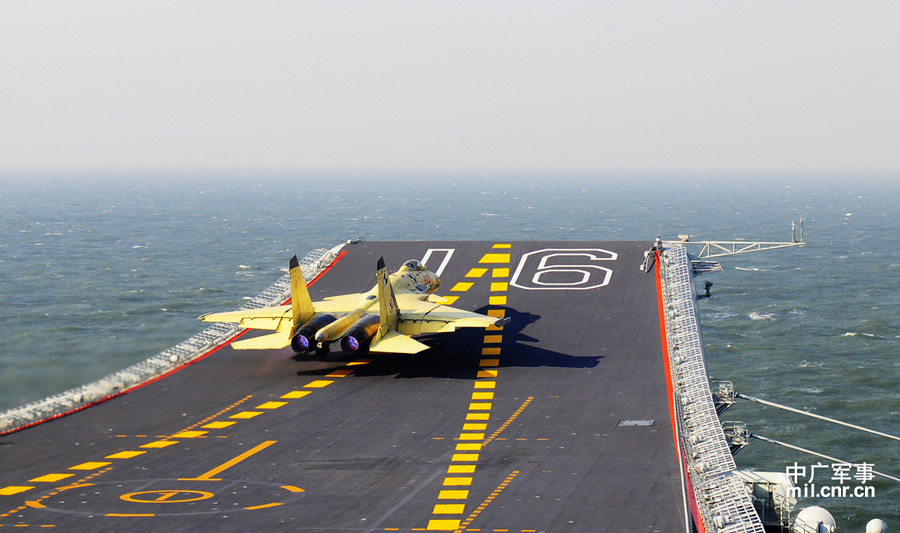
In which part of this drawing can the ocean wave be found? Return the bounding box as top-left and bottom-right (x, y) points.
(841, 331), (879, 339)
(735, 266), (762, 272)
(748, 312), (774, 321)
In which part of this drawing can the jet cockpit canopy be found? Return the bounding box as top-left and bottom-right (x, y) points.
(400, 259), (426, 272)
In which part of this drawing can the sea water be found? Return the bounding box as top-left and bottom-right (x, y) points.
(0, 169), (897, 528)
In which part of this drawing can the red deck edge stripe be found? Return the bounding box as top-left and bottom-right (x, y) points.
(655, 251), (706, 533)
(1, 248), (349, 436)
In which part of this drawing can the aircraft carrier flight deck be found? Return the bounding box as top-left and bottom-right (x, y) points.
(1, 241), (690, 532)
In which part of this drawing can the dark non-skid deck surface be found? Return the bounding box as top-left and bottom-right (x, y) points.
(0, 241), (686, 532)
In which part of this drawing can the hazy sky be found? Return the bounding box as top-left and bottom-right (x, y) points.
(2, 1), (898, 173)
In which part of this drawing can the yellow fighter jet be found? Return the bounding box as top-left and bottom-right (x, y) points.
(200, 256), (510, 355)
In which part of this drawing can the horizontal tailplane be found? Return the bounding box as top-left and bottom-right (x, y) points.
(369, 330), (429, 354)
(232, 332), (292, 350)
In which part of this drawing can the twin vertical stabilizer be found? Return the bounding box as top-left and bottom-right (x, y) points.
(289, 255), (315, 337)
(371, 256), (429, 354)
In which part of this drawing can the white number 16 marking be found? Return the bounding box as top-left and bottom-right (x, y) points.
(510, 249), (617, 291)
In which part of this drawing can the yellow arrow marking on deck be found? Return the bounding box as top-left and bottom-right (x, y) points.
(179, 440), (276, 481)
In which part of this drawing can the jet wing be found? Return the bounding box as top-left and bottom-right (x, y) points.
(199, 305), (292, 332)
(232, 332), (293, 350)
(200, 293), (365, 330)
(395, 294), (505, 335)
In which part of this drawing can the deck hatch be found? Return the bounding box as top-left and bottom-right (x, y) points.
(618, 419), (655, 427)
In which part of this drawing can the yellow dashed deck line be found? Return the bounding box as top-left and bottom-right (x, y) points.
(179, 394), (253, 433)
(325, 369), (354, 378)
(280, 390), (311, 399)
(68, 462), (110, 471)
(256, 401), (288, 409)
(28, 474), (73, 483)
(479, 253), (510, 263)
(140, 440), (179, 449)
(438, 490), (469, 499)
(230, 411), (263, 419)
(304, 380), (334, 388)
(427, 519), (461, 531)
(454, 470), (521, 533)
(483, 397), (534, 446)
(105, 450), (146, 459)
(170, 430), (208, 438)
(0, 486), (33, 496)
(426, 247), (512, 533)
(442, 477), (472, 486)
(202, 421), (236, 429)
(441, 296), (459, 305)
(433, 503), (466, 514)
(465, 268), (488, 278)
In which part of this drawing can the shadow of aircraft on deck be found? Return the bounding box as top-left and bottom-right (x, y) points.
(294, 306), (602, 380)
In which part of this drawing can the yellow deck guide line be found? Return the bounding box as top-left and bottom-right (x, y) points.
(179, 440), (276, 482)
